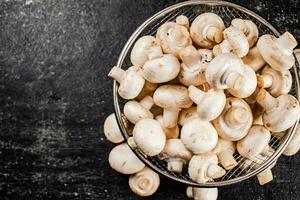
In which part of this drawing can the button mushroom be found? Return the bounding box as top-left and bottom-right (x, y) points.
(156, 22), (192, 58)
(156, 115), (179, 139)
(212, 137), (238, 170)
(213, 26), (249, 57)
(190, 12), (225, 49)
(159, 139), (192, 172)
(256, 88), (300, 132)
(178, 106), (199, 126)
(213, 97), (253, 141)
(188, 153), (226, 183)
(142, 54), (180, 83)
(188, 85), (226, 121)
(132, 118), (166, 156)
(242, 46), (266, 72)
(108, 143), (145, 174)
(129, 167), (160, 197)
(257, 32), (297, 71)
(257, 65), (292, 97)
(130, 35), (163, 68)
(153, 84), (193, 128)
(176, 15), (189, 29)
(186, 187), (218, 200)
(103, 113), (124, 143)
(108, 66), (145, 99)
(181, 118), (218, 154)
(283, 124), (300, 156)
(231, 18), (259, 48)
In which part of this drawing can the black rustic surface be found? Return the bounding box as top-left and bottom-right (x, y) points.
(0, 0), (299, 199)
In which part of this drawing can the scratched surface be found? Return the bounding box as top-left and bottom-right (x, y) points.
(0, 0), (299, 199)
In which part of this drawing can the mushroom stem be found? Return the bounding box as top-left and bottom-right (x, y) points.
(108, 66), (124, 83)
(207, 164), (226, 179)
(257, 168), (273, 185)
(139, 96), (154, 110)
(188, 86), (205, 105)
(167, 159), (184, 173)
(275, 32), (297, 55)
(256, 89), (277, 112)
(257, 74), (273, 88)
(205, 26), (223, 43)
(163, 108), (180, 128)
(225, 72), (243, 90)
(218, 151), (238, 170)
(186, 187), (194, 198)
(225, 107), (249, 127)
(176, 15), (189, 29)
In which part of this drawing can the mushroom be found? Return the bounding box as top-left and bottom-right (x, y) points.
(188, 85), (226, 121)
(257, 65), (292, 97)
(178, 106), (199, 126)
(283, 124), (300, 156)
(213, 26), (249, 57)
(176, 15), (189, 29)
(242, 46), (266, 72)
(132, 118), (166, 156)
(257, 32), (297, 71)
(129, 167), (160, 197)
(108, 143), (145, 174)
(212, 137), (238, 170)
(181, 118), (218, 154)
(188, 153), (226, 183)
(213, 97), (253, 141)
(108, 66), (145, 99)
(137, 81), (158, 100)
(124, 96), (154, 124)
(103, 113), (124, 143)
(206, 53), (257, 98)
(295, 49), (300, 61)
(231, 18), (259, 48)
(159, 139), (192, 172)
(252, 103), (264, 125)
(153, 85), (193, 128)
(156, 22), (192, 58)
(186, 187), (218, 200)
(130, 35), (163, 67)
(256, 88), (300, 132)
(156, 115), (180, 139)
(142, 54), (180, 83)
(190, 12), (225, 49)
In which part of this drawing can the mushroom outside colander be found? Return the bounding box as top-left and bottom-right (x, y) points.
(112, 0), (300, 187)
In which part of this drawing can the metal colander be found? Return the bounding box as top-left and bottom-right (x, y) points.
(113, 0), (300, 187)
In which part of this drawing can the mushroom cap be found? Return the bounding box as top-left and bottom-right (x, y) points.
(156, 115), (180, 139)
(181, 118), (218, 154)
(142, 54), (180, 83)
(213, 97), (253, 141)
(159, 139), (192, 161)
(242, 46), (266, 72)
(237, 125), (271, 158)
(156, 22), (192, 58)
(153, 85), (193, 109)
(231, 18), (259, 48)
(283, 124), (300, 156)
(103, 113), (124, 143)
(133, 119), (166, 156)
(178, 106), (199, 126)
(212, 137), (236, 155)
(129, 167), (160, 197)
(257, 32), (297, 71)
(130, 35), (163, 67)
(178, 66), (207, 86)
(124, 99), (154, 125)
(108, 143), (145, 174)
(258, 65), (292, 97)
(190, 12), (225, 48)
(186, 187), (218, 200)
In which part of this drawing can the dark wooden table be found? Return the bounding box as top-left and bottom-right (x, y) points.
(1, 0), (299, 199)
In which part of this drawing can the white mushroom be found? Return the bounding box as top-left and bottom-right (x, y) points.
(257, 65), (292, 97)
(181, 118), (218, 154)
(212, 137), (237, 170)
(188, 153), (226, 183)
(103, 113), (124, 143)
(108, 66), (145, 99)
(156, 22), (192, 58)
(130, 35), (163, 67)
(213, 26), (249, 57)
(242, 46), (266, 72)
(213, 97), (253, 141)
(186, 187), (218, 200)
(156, 115), (180, 139)
(129, 167), (160, 197)
(124, 96), (154, 124)
(159, 139), (192, 172)
(133, 119), (166, 156)
(283, 124), (300, 156)
(190, 12), (225, 48)
(142, 54), (180, 83)
(257, 32), (297, 71)
(188, 85), (226, 121)
(153, 85), (193, 128)
(178, 106), (199, 126)
(231, 18), (259, 47)
(108, 143), (145, 174)
(256, 88), (300, 132)
(176, 15), (189, 29)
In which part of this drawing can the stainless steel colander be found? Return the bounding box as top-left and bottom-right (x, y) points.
(112, 0), (300, 187)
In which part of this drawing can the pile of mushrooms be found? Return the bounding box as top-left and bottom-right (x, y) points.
(105, 12), (300, 199)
